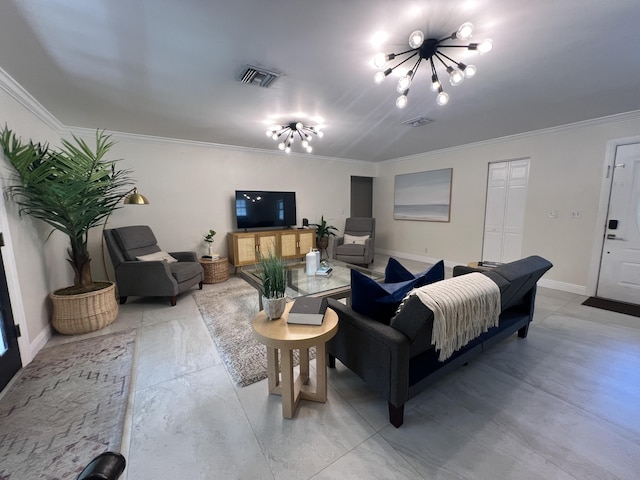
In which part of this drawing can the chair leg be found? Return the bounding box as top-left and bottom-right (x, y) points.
(170, 295), (177, 306)
(119, 296), (127, 305)
(328, 354), (336, 368)
(199, 281), (203, 290)
(389, 402), (404, 428)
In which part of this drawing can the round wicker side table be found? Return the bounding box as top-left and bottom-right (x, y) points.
(200, 257), (229, 284)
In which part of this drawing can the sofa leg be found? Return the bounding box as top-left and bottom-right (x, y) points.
(328, 354), (336, 368)
(119, 296), (127, 305)
(199, 281), (203, 290)
(389, 402), (404, 428)
(518, 324), (530, 338)
(170, 295), (177, 306)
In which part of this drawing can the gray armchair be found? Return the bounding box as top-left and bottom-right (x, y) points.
(333, 217), (375, 267)
(103, 225), (204, 306)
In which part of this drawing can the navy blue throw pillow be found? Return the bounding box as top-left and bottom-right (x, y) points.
(350, 269), (418, 324)
(384, 258), (445, 288)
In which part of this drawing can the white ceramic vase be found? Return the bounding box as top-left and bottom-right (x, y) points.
(262, 296), (287, 320)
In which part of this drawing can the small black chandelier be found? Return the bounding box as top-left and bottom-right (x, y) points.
(373, 22), (492, 108)
(266, 122), (324, 153)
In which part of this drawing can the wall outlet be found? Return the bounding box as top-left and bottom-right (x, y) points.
(569, 210), (582, 219)
(547, 209), (560, 218)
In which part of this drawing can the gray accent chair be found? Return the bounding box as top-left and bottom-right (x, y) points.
(103, 225), (204, 306)
(333, 217), (376, 267)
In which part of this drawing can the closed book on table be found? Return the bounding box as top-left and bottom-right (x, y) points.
(287, 297), (327, 325)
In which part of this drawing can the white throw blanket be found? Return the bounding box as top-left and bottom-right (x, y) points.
(409, 272), (501, 361)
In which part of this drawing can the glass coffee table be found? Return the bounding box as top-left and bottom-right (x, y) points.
(239, 259), (383, 308)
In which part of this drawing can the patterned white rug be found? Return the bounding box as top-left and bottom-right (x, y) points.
(0, 329), (136, 480)
(193, 276), (314, 387)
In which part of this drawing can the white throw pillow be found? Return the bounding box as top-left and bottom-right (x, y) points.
(343, 234), (369, 245)
(136, 251), (178, 263)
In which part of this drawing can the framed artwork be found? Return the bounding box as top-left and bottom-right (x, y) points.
(394, 168), (452, 222)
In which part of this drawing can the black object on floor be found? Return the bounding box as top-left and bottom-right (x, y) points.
(77, 452), (126, 480)
(582, 297), (640, 318)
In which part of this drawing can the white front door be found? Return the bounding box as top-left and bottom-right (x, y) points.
(482, 159), (530, 263)
(597, 143), (640, 304)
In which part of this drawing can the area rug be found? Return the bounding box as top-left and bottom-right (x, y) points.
(0, 328), (136, 480)
(582, 297), (640, 318)
(193, 276), (315, 387)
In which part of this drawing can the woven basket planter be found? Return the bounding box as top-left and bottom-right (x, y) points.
(50, 282), (119, 335)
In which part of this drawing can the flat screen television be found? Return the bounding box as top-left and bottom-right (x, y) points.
(235, 190), (297, 230)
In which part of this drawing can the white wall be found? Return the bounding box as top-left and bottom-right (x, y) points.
(373, 112), (640, 293)
(0, 74), (70, 361)
(76, 132), (376, 281)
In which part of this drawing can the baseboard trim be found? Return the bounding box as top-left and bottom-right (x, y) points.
(375, 249), (586, 295)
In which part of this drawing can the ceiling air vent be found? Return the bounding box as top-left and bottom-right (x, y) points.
(239, 65), (280, 88)
(402, 116), (434, 127)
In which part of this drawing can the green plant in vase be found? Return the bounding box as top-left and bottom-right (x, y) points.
(203, 228), (216, 257)
(259, 252), (287, 320)
(0, 126), (135, 334)
(310, 215), (338, 258)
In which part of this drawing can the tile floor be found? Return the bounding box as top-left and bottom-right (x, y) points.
(45, 256), (640, 479)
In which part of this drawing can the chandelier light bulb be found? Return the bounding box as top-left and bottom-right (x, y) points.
(449, 68), (465, 86)
(266, 130), (273, 137)
(436, 90), (449, 106)
(295, 122), (303, 130)
(478, 39), (493, 54)
(431, 74), (441, 91)
(464, 64), (477, 78)
(271, 133), (278, 140)
(396, 94), (408, 109)
(397, 72), (412, 93)
(306, 146), (312, 153)
(278, 142), (285, 150)
(373, 53), (388, 68)
(317, 130), (324, 138)
(374, 71), (386, 84)
(301, 140), (309, 148)
(285, 147), (291, 153)
(456, 22), (474, 40)
(408, 30), (424, 49)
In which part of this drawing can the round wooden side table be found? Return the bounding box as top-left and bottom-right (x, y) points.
(199, 257), (229, 284)
(252, 302), (339, 419)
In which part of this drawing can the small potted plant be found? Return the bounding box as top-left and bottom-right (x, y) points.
(259, 252), (287, 320)
(203, 229), (216, 258)
(310, 215), (338, 257)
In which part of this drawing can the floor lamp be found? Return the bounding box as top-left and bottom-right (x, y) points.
(101, 187), (150, 282)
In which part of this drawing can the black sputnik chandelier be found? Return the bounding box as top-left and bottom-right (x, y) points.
(373, 22), (492, 108)
(266, 122), (324, 153)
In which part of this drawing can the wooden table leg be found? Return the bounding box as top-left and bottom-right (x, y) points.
(281, 348), (296, 418)
(266, 346), (280, 394)
(314, 341), (328, 401)
(299, 347), (310, 385)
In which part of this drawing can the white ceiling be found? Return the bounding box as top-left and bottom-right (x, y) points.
(1, 0), (639, 162)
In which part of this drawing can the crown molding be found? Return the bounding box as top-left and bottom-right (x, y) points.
(67, 125), (371, 166)
(379, 110), (640, 167)
(0, 67), (65, 133)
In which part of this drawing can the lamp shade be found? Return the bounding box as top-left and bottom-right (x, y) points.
(124, 187), (149, 205)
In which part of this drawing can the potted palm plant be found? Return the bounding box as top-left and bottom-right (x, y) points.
(0, 126), (135, 334)
(310, 215), (338, 257)
(259, 252), (287, 320)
